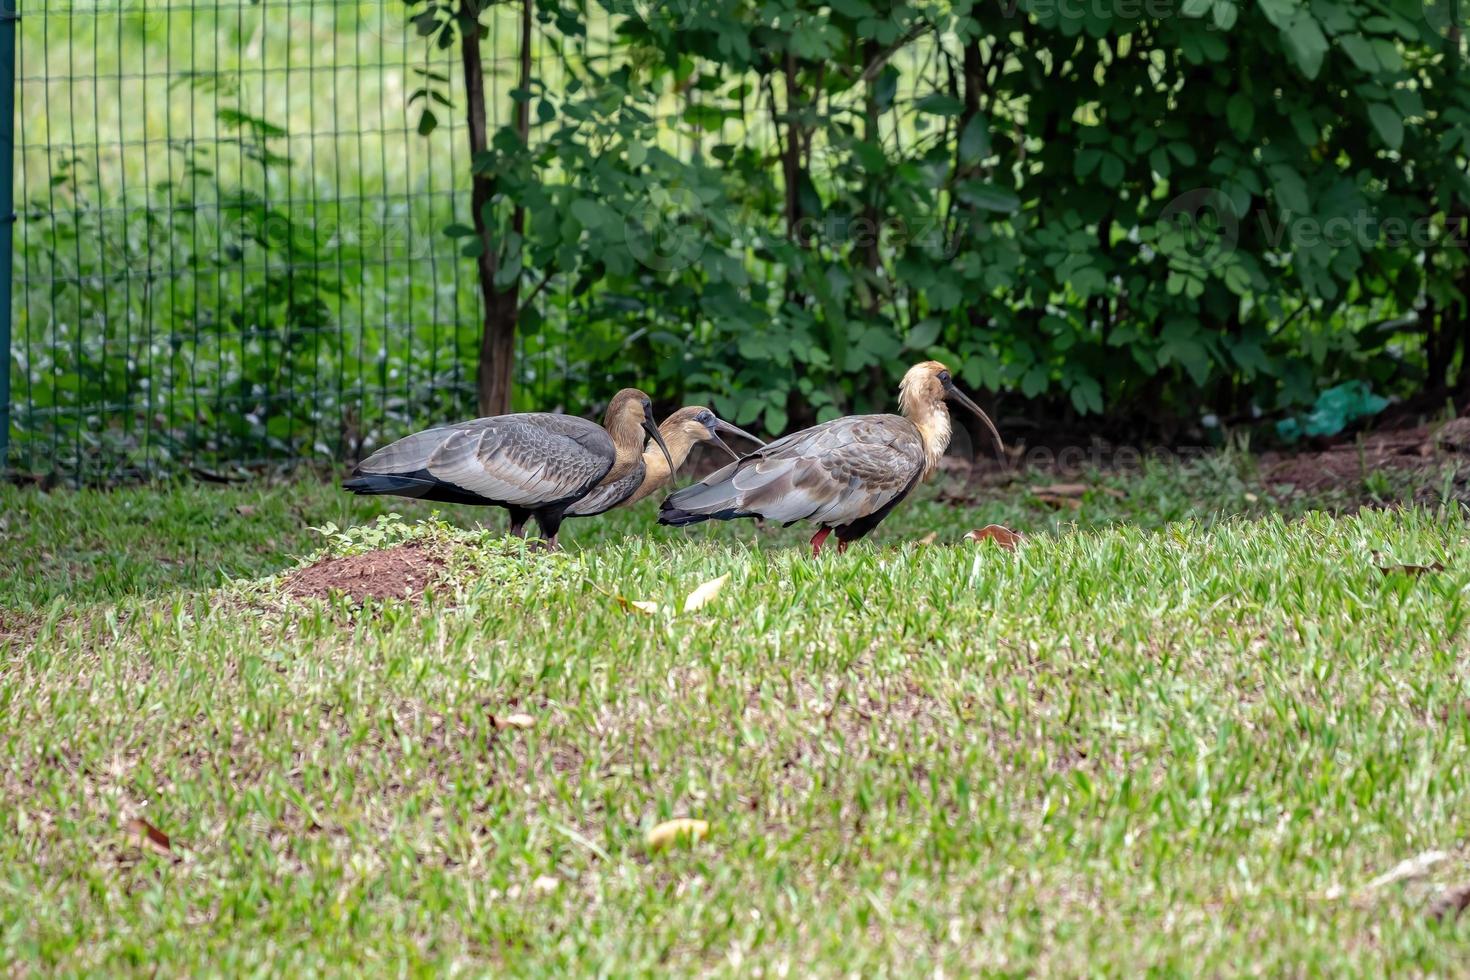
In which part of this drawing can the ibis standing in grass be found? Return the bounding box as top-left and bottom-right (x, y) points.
(344, 389), (673, 550)
(565, 406), (764, 518)
(658, 362), (1003, 555)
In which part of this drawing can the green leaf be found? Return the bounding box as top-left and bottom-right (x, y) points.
(1212, 0), (1238, 30)
(626, 141), (647, 168)
(1368, 102), (1403, 150)
(1068, 375), (1104, 414)
(906, 319), (943, 350)
(1257, 0), (1297, 29)
(1075, 148), (1103, 179)
(1338, 34), (1379, 72)
(1226, 93), (1255, 137)
(1020, 364), (1049, 398)
(1283, 12), (1329, 79)
(417, 109), (438, 136)
(1268, 163), (1310, 214)
(442, 223), (476, 239)
(764, 405), (788, 436)
(571, 198), (618, 232)
(1149, 146), (1172, 178)
(959, 115), (992, 165)
(957, 182), (1021, 213)
(915, 93), (965, 116)
(1180, 0), (1213, 15)
(1371, 39), (1403, 73)
(1099, 153), (1124, 188)
(874, 67), (899, 112)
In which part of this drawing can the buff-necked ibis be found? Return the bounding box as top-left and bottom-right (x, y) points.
(566, 406), (764, 517)
(344, 388), (673, 549)
(657, 362), (1002, 555)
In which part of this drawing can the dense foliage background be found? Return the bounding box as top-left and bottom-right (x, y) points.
(8, 0), (1470, 478)
(447, 0), (1470, 439)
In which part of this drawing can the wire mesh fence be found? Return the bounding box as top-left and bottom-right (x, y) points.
(5, 0), (549, 482)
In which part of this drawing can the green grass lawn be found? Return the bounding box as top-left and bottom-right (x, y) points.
(2, 458), (1469, 972)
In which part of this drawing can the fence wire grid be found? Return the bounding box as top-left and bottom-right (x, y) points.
(6, 0), (611, 483)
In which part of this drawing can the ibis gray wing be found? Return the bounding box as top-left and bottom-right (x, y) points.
(666, 415), (924, 525)
(564, 466), (643, 516)
(357, 413), (614, 507)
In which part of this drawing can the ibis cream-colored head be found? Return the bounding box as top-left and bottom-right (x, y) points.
(898, 361), (1003, 478)
(627, 406), (766, 506)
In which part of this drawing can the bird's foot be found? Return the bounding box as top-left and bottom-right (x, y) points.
(810, 527), (832, 557)
(526, 536), (561, 553)
(836, 537), (849, 555)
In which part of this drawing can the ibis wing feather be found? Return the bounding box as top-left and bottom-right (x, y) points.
(663, 415), (925, 526)
(564, 467), (643, 516)
(355, 413), (614, 507)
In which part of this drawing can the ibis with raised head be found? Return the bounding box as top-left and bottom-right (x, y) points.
(657, 362), (1002, 555)
(565, 406), (764, 518)
(343, 388), (673, 550)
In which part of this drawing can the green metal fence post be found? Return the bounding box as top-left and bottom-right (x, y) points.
(0, 0), (14, 474)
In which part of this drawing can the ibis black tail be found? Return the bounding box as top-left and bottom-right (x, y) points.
(656, 499), (711, 527)
(341, 472), (434, 497)
(342, 470), (490, 506)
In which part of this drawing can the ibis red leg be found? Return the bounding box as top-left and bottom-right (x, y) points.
(836, 537), (849, 555)
(810, 527), (832, 556)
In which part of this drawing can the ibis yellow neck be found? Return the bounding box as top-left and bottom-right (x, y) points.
(908, 401), (951, 480)
(626, 423), (700, 506)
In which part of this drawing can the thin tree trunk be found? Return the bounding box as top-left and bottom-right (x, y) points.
(860, 39), (882, 286)
(781, 53), (810, 248)
(464, 0), (531, 418)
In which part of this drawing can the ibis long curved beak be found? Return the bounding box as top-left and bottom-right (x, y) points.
(942, 380), (1005, 457)
(706, 418), (766, 461)
(644, 417), (676, 475)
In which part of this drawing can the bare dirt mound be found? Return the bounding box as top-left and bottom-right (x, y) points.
(283, 542), (447, 603)
(1261, 422), (1460, 494)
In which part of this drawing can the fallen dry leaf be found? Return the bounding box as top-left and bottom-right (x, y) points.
(531, 874), (560, 895)
(683, 573), (730, 613)
(1379, 562), (1446, 576)
(1032, 482), (1088, 497)
(1032, 493), (1082, 510)
(234, 504), (257, 517)
(916, 531), (938, 546)
(963, 525), (1024, 551)
(493, 713), (535, 730)
(127, 817), (173, 856)
(1370, 551), (1446, 576)
(1427, 883), (1470, 923)
(591, 582), (660, 616)
(1032, 483), (1124, 501)
(645, 818), (709, 852)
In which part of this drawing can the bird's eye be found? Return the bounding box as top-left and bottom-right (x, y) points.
(700, 411), (714, 425)
(937, 370), (951, 383)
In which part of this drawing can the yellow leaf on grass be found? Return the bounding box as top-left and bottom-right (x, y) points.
(645, 818), (710, 852)
(494, 713), (535, 730)
(630, 600), (661, 615)
(683, 573), (730, 613)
